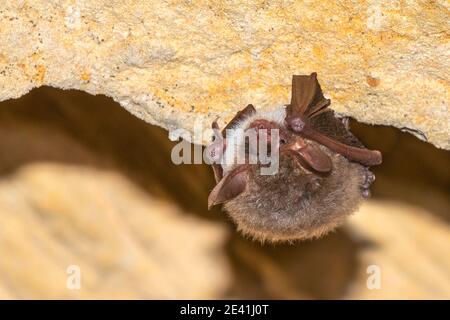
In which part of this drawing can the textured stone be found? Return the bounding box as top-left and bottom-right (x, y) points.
(0, 1), (448, 148)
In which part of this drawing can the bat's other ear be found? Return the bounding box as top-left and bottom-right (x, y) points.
(211, 164), (223, 183)
(282, 138), (332, 173)
(222, 104), (256, 136)
(208, 165), (249, 209)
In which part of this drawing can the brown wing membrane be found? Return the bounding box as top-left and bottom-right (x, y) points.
(290, 74), (318, 116)
(208, 165), (249, 209)
(286, 73), (382, 167)
(287, 73), (331, 120)
(307, 97), (331, 118)
(302, 126), (382, 166)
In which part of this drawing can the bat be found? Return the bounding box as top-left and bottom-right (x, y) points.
(207, 73), (382, 242)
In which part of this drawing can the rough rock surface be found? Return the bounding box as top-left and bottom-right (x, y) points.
(0, 1), (449, 148)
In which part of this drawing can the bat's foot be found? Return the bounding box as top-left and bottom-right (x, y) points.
(334, 113), (350, 129)
(361, 169), (375, 198)
(340, 116), (350, 130)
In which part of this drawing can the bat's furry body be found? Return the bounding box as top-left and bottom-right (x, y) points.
(222, 108), (366, 241)
(208, 74), (381, 242)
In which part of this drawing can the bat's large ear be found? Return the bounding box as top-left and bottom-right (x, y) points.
(222, 104), (256, 137)
(281, 137), (332, 173)
(211, 164), (224, 183)
(209, 120), (225, 182)
(208, 165), (249, 209)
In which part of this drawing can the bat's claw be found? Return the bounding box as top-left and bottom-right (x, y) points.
(340, 116), (350, 130)
(361, 169), (375, 198)
(362, 189), (371, 198)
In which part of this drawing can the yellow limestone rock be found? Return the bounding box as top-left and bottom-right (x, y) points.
(0, 1), (449, 148)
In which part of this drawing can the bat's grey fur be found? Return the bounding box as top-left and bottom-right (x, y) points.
(221, 109), (366, 242)
(224, 141), (365, 242)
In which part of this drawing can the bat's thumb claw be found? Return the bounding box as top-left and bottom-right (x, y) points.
(371, 150), (383, 165)
(207, 196), (218, 210)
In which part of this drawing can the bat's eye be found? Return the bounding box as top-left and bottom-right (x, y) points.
(279, 138), (286, 145)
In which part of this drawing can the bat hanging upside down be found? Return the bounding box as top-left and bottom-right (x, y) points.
(206, 73), (382, 242)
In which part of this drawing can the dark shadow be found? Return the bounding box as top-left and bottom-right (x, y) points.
(0, 87), (215, 218)
(224, 230), (373, 299)
(0, 86), (448, 299)
(351, 120), (450, 222)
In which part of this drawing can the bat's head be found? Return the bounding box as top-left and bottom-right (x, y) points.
(217, 107), (332, 177)
(207, 105), (335, 205)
